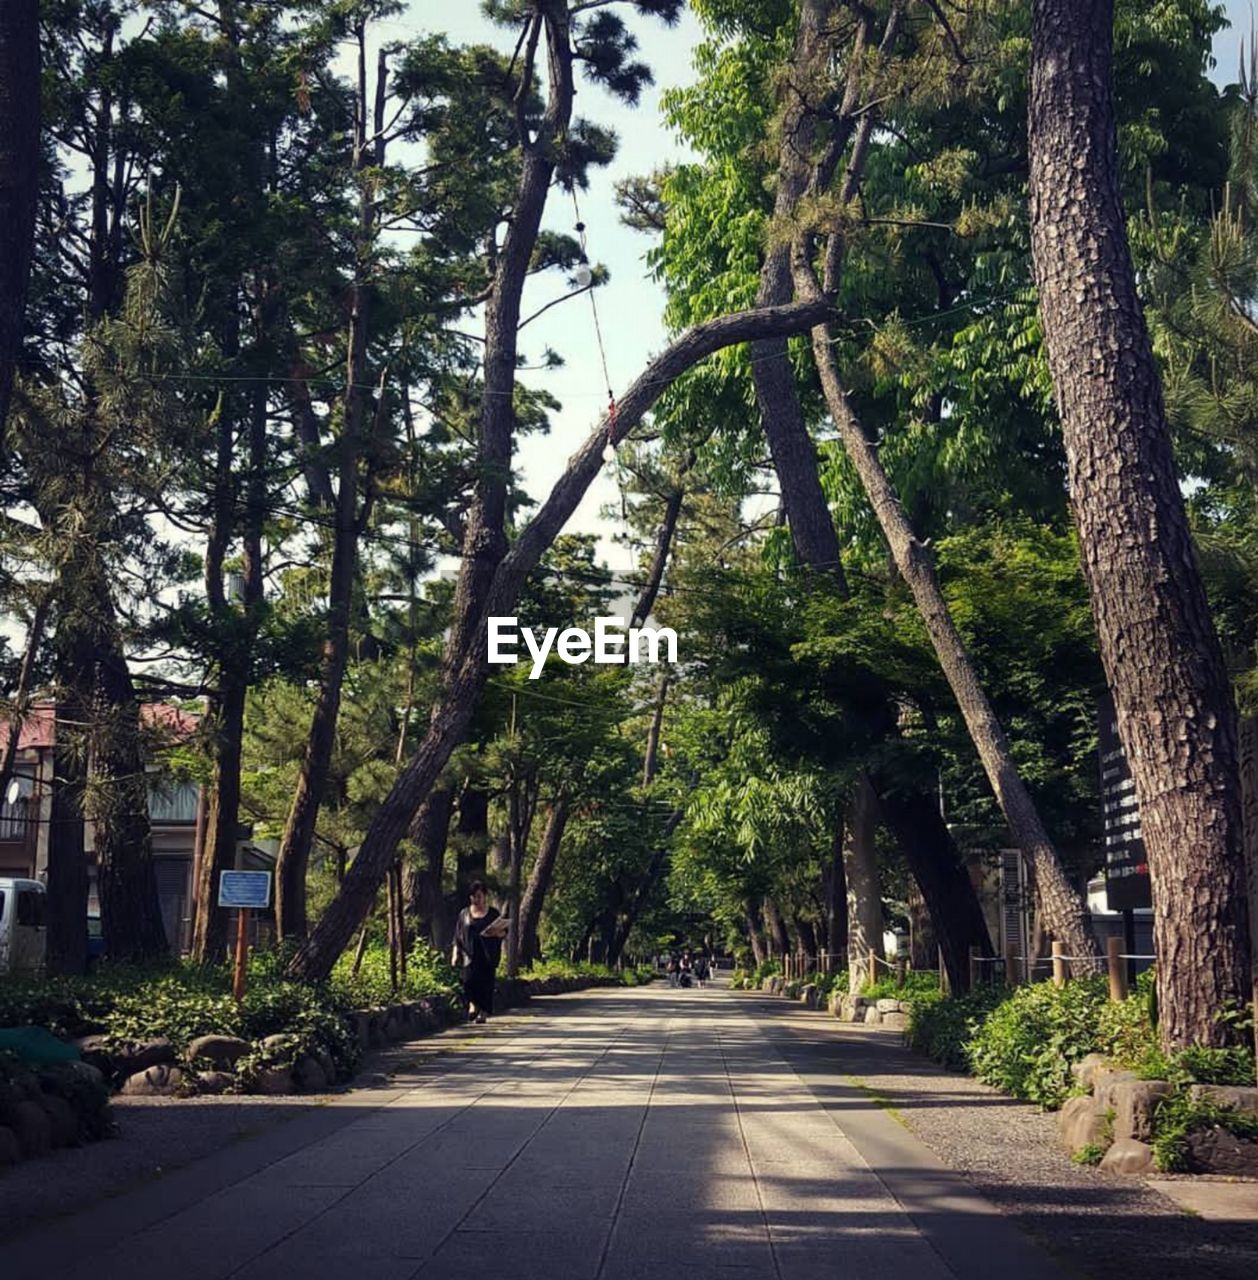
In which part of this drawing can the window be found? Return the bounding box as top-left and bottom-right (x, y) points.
(0, 797), (28, 841)
(16, 889), (45, 928)
(148, 779), (199, 824)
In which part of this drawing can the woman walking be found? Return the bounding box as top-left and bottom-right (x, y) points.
(453, 881), (506, 1023)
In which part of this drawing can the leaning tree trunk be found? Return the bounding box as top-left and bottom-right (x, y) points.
(844, 775), (883, 992)
(797, 254), (1100, 973)
(763, 898), (791, 958)
(0, 0), (39, 435)
(1029, 0), (1250, 1047)
(515, 794), (571, 968)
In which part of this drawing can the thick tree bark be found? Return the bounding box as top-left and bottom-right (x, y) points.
(275, 36), (386, 942)
(454, 785), (490, 901)
(844, 775), (883, 991)
(515, 794), (570, 967)
(0, 0), (38, 434)
(1030, 0), (1250, 1045)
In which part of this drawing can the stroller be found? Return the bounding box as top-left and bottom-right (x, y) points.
(678, 970), (693, 989)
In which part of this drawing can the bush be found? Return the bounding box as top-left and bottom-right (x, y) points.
(965, 977), (1112, 1108)
(1153, 1091), (1258, 1172)
(861, 970), (940, 1001)
(908, 984), (1006, 1071)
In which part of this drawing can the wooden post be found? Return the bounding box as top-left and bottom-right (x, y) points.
(232, 908), (249, 1002)
(1052, 940), (1066, 989)
(938, 946), (951, 996)
(1004, 940), (1019, 987)
(867, 946), (878, 989)
(968, 945), (980, 989)
(1106, 935), (1127, 1002)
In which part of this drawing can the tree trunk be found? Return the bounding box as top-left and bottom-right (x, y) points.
(0, 0), (39, 434)
(92, 632), (167, 961)
(46, 609), (93, 977)
(454, 785), (490, 902)
(795, 255), (1100, 973)
(1029, 0), (1250, 1046)
(763, 897), (790, 957)
(794, 916), (818, 962)
(745, 899), (767, 967)
(192, 379), (266, 965)
(750, 0), (852, 586)
(275, 35), (386, 942)
(844, 775), (882, 992)
(867, 771), (992, 992)
(404, 786), (455, 950)
(821, 825), (846, 966)
(515, 794), (571, 968)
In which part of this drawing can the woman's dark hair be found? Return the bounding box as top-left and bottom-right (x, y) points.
(469, 880), (487, 897)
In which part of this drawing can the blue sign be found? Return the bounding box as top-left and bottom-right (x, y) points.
(218, 870), (272, 910)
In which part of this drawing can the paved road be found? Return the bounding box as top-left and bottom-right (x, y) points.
(0, 984), (1070, 1280)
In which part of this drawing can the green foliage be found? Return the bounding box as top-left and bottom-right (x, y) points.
(860, 971), (940, 1000)
(1153, 1091), (1258, 1172)
(1072, 1143), (1106, 1166)
(906, 984), (1007, 1072)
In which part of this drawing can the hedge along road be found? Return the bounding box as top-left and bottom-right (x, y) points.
(0, 982), (1077, 1280)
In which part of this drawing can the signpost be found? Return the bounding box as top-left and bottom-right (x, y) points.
(218, 871), (272, 1001)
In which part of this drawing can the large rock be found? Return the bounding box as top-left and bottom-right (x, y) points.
(827, 992), (844, 1017)
(1071, 1053), (1110, 1093)
(312, 1046), (336, 1083)
(254, 1067), (294, 1096)
(112, 1038), (176, 1076)
(38, 1093), (79, 1148)
(121, 1064), (186, 1097)
(1185, 1126), (1258, 1176)
(1110, 1080), (1173, 1142)
(882, 1011), (910, 1033)
(876, 998), (901, 1014)
(863, 1006), (882, 1026)
(74, 1034), (115, 1076)
(0, 1125), (20, 1166)
(1100, 1138), (1155, 1174)
(38, 1062), (110, 1140)
(186, 1035), (251, 1070)
(1092, 1069), (1141, 1110)
(195, 1071), (235, 1096)
(1188, 1084), (1258, 1116)
(1058, 1095), (1108, 1154)
(293, 1056), (328, 1093)
(800, 984), (819, 1009)
(8, 1100), (52, 1157)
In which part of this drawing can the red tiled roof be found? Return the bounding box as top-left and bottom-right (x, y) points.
(0, 702), (200, 753)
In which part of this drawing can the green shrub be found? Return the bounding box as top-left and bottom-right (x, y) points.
(966, 977), (1111, 1108)
(907, 984), (1006, 1070)
(1152, 1091), (1258, 1172)
(861, 970), (940, 1000)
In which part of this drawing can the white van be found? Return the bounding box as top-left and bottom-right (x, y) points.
(0, 877), (47, 974)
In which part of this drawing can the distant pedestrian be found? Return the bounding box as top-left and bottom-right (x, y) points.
(666, 954), (679, 987)
(453, 881), (506, 1024)
(694, 955), (709, 988)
